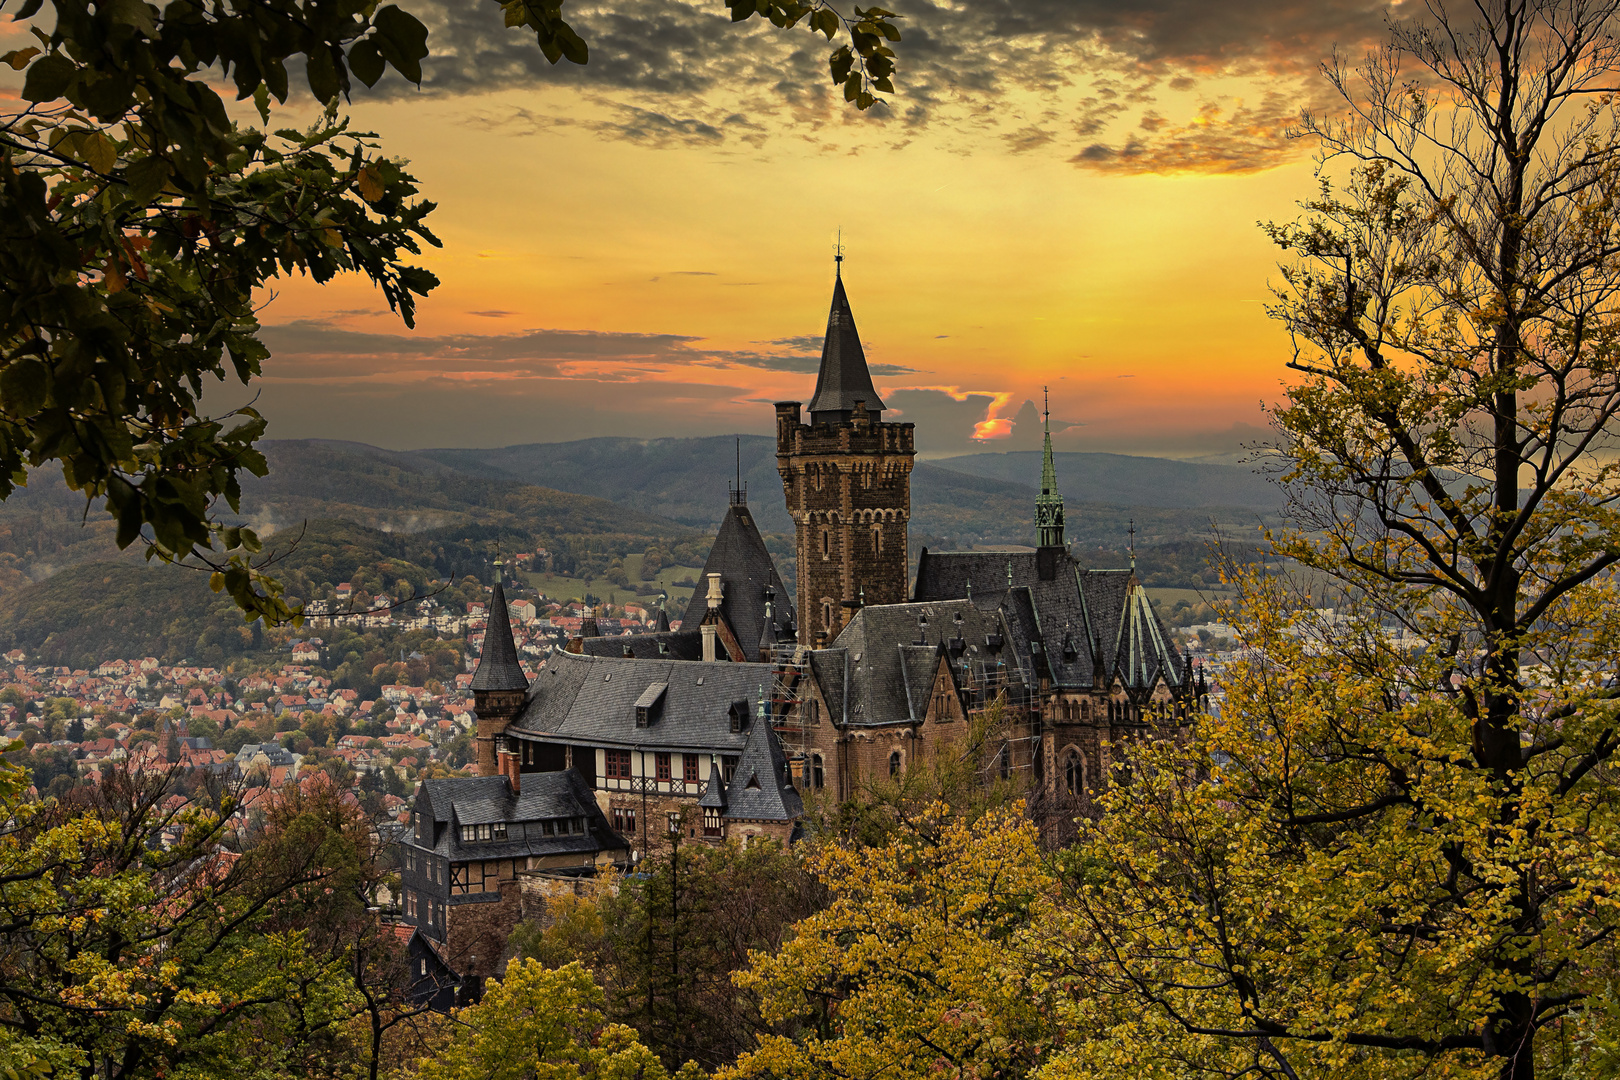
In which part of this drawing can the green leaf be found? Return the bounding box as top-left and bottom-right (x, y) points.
(373, 5), (429, 84)
(0, 359), (49, 417)
(306, 46), (340, 104)
(82, 132), (118, 173)
(252, 82), (271, 124)
(107, 0), (158, 36)
(21, 53), (74, 103)
(829, 45), (854, 85)
(348, 38), (386, 88)
(123, 154), (170, 201)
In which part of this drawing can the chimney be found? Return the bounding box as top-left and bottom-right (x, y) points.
(498, 738), (521, 794)
(706, 573), (724, 610)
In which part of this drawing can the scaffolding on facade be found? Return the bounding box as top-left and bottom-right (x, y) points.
(765, 641), (812, 786)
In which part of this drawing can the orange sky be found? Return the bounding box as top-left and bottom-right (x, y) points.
(5, 0), (1402, 458)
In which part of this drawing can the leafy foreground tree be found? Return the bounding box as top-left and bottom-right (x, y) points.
(0, 0), (902, 623)
(724, 803), (1055, 1080)
(0, 756), (428, 1080)
(403, 958), (705, 1080)
(512, 830), (823, 1072)
(1036, 2), (1620, 1079)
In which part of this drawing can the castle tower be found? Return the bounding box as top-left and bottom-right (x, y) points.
(776, 260), (915, 645)
(471, 563), (529, 776)
(1034, 388), (1067, 581)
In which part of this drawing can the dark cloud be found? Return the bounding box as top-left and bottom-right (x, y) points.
(255, 319), (913, 386)
(884, 388), (1002, 454)
(359, 0), (1402, 173)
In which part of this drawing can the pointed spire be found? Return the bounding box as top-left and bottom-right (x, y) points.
(807, 260), (885, 425)
(1036, 386), (1066, 550)
(655, 592), (670, 633)
(471, 563), (528, 692)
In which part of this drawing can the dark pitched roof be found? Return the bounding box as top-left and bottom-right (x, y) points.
(680, 500), (794, 661)
(912, 550), (1183, 695)
(508, 651), (774, 752)
(578, 630), (703, 661)
(411, 771), (626, 861)
(699, 759), (727, 809)
(723, 709), (803, 822)
(471, 578), (529, 692)
(807, 272), (885, 424)
(818, 600), (1011, 726)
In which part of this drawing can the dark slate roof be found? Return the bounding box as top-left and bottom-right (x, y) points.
(578, 630), (703, 661)
(807, 272), (885, 423)
(679, 500), (794, 661)
(912, 550), (1183, 694)
(723, 710), (803, 822)
(410, 771), (626, 861)
(816, 600), (1011, 727)
(471, 578), (529, 692)
(508, 651), (774, 752)
(699, 759), (727, 809)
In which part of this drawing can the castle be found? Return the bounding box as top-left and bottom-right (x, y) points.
(396, 260), (1203, 985)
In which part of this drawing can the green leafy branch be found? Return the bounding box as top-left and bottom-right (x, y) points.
(726, 1), (901, 109)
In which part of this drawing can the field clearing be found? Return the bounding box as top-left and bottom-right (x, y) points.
(520, 554), (701, 611)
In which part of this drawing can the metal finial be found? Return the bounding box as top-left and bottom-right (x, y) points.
(1128, 519), (1136, 570)
(1006, 561), (1013, 589)
(835, 229), (844, 276)
(1043, 385), (1050, 433)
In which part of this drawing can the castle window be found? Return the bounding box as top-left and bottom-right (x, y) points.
(889, 751), (902, 777)
(492, 822), (507, 840)
(723, 755), (739, 783)
(812, 754), (825, 789)
(872, 523), (883, 557)
(605, 748), (632, 779)
(683, 754), (700, 783)
(821, 529), (830, 559)
(703, 810), (723, 838)
(1065, 750), (1083, 796)
(808, 698), (820, 725)
(656, 752), (671, 782)
(611, 807), (636, 835)
(823, 601), (835, 630)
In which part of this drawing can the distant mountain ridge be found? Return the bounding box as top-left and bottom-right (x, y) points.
(931, 451), (1279, 511)
(407, 437), (1283, 543)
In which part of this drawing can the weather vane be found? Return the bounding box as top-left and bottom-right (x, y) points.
(835, 229), (844, 273)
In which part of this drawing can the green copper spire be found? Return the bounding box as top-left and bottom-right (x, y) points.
(1035, 386), (1065, 549)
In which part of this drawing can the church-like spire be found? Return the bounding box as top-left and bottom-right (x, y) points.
(471, 561), (528, 692)
(807, 256), (885, 425)
(1035, 387), (1065, 550)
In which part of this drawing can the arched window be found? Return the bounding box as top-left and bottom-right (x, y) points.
(1064, 750), (1083, 796)
(822, 600), (835, 630)
(889, 751), (901, 777)
(871, 523), (883, 557)
(821, 528), (830, 558)
(812, 754), (825, 789)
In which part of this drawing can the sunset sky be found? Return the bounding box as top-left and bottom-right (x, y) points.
(9, 0), (1407, 459)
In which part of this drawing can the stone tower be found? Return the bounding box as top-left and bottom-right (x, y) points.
(471, 563), (529, 776)
(776, 261), (915, 645)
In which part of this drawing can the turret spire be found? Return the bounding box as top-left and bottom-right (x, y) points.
(807, 258), (884, 425)
(1035, 386), (1065, 550)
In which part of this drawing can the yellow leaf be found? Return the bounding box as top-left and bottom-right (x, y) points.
(356, 164), (384, 203)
